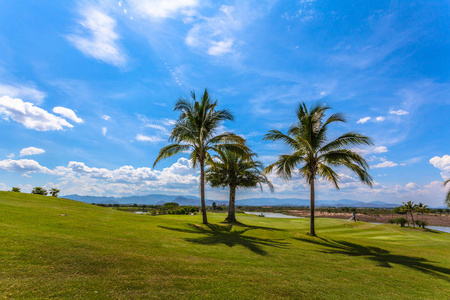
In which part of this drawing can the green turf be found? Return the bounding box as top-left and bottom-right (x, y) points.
(1, 191), (449, 299)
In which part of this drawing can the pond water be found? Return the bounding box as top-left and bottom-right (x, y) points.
(244, 212), (303, 218)
(370, 222), (450, 234)
(425, 226), (450, 234)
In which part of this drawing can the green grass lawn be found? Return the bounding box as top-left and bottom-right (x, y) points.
(1, 191), (449, 299)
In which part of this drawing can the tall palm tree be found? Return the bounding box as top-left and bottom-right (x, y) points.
(263, 102), (373, 236)
(153, 89), (250, 224)
(444, 179), (450, 208)
(402, 201), (417, 228)
(206, 150), (274, 223)
(415, 202), (429, 222)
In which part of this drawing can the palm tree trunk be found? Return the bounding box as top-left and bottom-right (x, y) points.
(200, 160), (208, 224)
(310, 178), (316, 236)
(411, 211), (415, 228)
(227, 185), (237, 223)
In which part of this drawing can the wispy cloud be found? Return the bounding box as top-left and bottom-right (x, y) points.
(66, 6), (127, 67)
(0, 83), (46, 105)
(186, 5), (240, 56)
(127, 0), (199, 19)
(389, 109), (409, 116)
(372, 160), (398, 168)
(135, 134), (164, 143)
(330, 12), (415, 69)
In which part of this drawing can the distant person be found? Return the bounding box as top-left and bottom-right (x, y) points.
(352, 212), (357, 222)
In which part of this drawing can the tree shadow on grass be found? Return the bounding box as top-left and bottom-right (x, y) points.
(294, 237), (450, 281)
(159, 223), (289, 255)
(219, 220), (286, 232)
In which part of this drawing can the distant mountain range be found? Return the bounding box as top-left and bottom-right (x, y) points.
(63, 194), (399, 208)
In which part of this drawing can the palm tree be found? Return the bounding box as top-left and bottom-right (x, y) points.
(206, 150), (274, 223)
(263, 102), (373, 236)
(402, 201), (417, 228)
(153, 89), (250, 224)
(444, 179), (450, 207)
(50, 188), (60, 197)
(415, 202), (429, 222)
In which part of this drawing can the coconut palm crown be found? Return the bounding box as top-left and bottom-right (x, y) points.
(153, 89), (250, 224)
(264, 102), (373, 236)
(206, 150), (273, 222)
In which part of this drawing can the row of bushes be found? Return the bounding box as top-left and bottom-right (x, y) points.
(388, 217), (428, 228)
(11, 186), (60, 197)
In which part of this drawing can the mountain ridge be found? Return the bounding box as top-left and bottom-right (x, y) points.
(63, 194), (399, 208)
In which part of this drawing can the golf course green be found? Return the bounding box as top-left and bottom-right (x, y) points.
(1, 191), (449, 299)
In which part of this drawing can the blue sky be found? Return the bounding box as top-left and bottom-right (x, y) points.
(0, 0), (449, 206)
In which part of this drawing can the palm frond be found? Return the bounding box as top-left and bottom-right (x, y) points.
(317, 164), (340, 189)
(208, 132), (246, 146)
(153, 144), (191, 168)
(320, 149), (370, 169)
(264, 153), (305, 179)
(319, 132), (373, 153)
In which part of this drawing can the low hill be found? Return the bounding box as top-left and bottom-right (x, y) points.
(1, 191), (449, 299)
(63, 193), (398, 208)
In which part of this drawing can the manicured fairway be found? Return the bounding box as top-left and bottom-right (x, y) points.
(1, 191), (449, 299)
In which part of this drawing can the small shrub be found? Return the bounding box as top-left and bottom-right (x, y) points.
(11, 187), (21, 192)
(415, 220), (427, 229)
(31, 187), (47, 196)
(394, 217), (408, 227)
(388, 219), (396, 224)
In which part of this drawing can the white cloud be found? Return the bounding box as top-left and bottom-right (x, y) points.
(353, 145), (389, 157)
(372, 146), (388, 154)
(127, 0), (199, 19)
(356, 116), (371, 124)
(101, 115), (111, 121)
(0, 159), (51, 174)
(0, 83), (46, 105)
(429, 155), (450, 179)
(372, 161), (398, 168)
(6, 153), (14, 159)
(0, 157), (199, 196)
(186, 5), (241, 56)
(53, 106), (83, 123)
(207, 39), (234, 56)
(136, 134), (164, 143)
(102, 127), (107, 136)
(375, 116), (385, 122)
(389, 109), (409, 116)
(0, 96), (74, 131)
(20, 147), (45, 157)
(405, 182), (417, 189)
(66, 7), (126, 67)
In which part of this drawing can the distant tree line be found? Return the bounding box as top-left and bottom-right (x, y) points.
(11, 186), (60, 197)
(390, 201), (431, 229)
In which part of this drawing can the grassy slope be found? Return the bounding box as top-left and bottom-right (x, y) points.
(1, 191), (449, 299)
